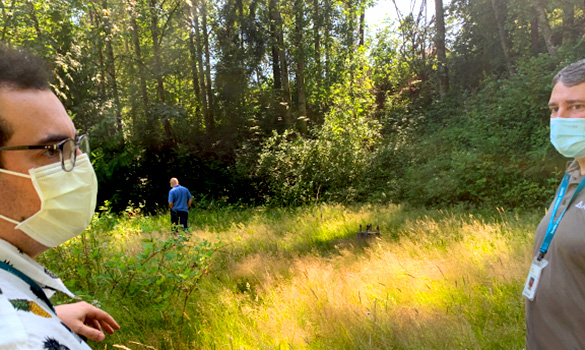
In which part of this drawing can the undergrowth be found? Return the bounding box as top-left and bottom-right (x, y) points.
(39, 203), (538, 349)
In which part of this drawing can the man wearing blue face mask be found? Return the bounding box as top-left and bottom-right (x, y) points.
(524, 59), (585, 349)
(0, 45), (119, 348)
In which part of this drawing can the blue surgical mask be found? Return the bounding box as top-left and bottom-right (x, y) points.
(550, 118), (585, 158)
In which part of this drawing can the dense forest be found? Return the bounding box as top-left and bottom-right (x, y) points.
(1, 0), (583, 211)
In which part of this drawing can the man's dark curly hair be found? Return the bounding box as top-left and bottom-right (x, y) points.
(0, 44), (52, 166)
(0, 44), (51, 91)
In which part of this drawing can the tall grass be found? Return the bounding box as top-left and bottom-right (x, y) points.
(40, 203), (540, 349)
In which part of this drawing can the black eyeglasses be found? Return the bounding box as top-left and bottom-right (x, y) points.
(0, 134), (90, 172)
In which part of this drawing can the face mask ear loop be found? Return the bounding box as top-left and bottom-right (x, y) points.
(0, 168), (33, 226)
(0, 213), (20, 226)
(0, 168), (32, 179)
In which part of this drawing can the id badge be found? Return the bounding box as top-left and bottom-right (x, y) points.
(522, 257), (549, 301)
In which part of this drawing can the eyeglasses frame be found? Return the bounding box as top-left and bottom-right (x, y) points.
(0, 134), (89, 172)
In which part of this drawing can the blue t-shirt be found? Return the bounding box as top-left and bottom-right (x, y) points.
(168, 185), (193, 212)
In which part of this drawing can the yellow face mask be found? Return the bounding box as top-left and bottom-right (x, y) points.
(0, 154), (97, 247)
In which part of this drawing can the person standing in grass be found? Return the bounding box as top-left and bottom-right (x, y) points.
(524, 58), (585, 349)
(168, 177), (193, 231)
(0, 45), (119, 348)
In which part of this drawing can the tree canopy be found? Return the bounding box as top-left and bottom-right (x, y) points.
(0, 0), (582, 210)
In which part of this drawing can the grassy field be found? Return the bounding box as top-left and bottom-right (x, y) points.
(39, 203), (541, 349)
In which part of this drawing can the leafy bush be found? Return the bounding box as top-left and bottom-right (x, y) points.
(38, 202), (222, 342)
(254, 65), (381, 205)
(380, 54), (566, 208)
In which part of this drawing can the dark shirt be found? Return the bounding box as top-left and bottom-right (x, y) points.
(526, 160), (585, 350)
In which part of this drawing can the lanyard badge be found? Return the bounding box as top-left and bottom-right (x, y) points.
(523, 174), (585, 300)
(523, 257), (548, 301)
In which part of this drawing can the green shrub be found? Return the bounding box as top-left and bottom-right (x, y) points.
(38, 202), (222, 344)
(255, 64), (381, 205)
(379, 54), (565, 208)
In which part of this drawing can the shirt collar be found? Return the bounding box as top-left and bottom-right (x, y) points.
(566, 159), (585, 182)
(0, 238), (75, 298)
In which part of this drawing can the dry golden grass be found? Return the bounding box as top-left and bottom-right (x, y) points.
(66, 204), (535, 349)
(190, 205), (537, 349)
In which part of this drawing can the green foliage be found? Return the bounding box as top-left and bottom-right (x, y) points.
(33, 203), (535, 349)
(38, 202), (222, 343)
(381, 54), (565, 208)
(255, 62), (381, 205)
(3, 0), (585, 210)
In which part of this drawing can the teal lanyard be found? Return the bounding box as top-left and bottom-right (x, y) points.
(0, 260), (55, 313)
(539, 173), (585, 260)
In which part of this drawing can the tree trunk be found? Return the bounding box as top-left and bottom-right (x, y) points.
(269, 0), (282, 90)
(295, 0), (307, 133)
(530, 17), (539, 56)
(533, 0), (557, 57)
(89, 7), (107, 99)
(358, 11), (365, 47)
(236, 0), (244, 49)
(187, 31), (201, 114)
(271, 47), (282, 90)
(149, 0), (166, 103)
(202, 0), (214, 131)
(25, 1), (42, 39)
(191, 1), (210, 131)
(1, 0), (17, 41)
(127, 0), (149, 108)
(101, 0), (123, 134)
(561, 0), (575, 44)
(489, 0), (514, 75)
(347, 0), (355, 57)
(272, 0), (292, 128)
(148, 0), (176, 145)
(435, 0), (449, 98)
(313, 0), (322, 87)
(324, 0), (332, 88)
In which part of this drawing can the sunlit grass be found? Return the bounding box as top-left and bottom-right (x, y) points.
(188, 204), (536, 349)
(42, 203), (539, 349)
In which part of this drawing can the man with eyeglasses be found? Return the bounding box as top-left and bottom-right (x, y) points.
(0, 45), (119, 348)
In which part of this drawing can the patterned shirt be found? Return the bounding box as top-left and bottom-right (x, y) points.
(0, 238), (91, 350)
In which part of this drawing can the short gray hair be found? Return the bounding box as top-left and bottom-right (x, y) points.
(553, 59), (585, 87)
